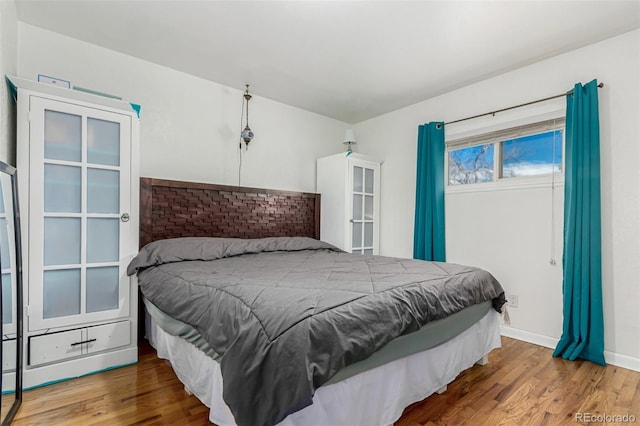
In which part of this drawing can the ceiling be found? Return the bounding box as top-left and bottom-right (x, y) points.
(15, 1), (640, 124)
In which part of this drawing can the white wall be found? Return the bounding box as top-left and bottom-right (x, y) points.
(355, 30), (640, 368)
(17, 23), (347, 193)
(0, 0), (18, 164)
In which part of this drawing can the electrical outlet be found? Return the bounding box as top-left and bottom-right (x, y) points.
(506, 293), (519, 308)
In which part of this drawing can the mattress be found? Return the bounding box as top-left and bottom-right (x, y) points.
(146, 306), (501, 426)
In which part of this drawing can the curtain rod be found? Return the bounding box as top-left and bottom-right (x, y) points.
(442, 82), (604, 127)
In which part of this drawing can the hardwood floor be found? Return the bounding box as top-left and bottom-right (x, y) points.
(12, 337), (640, 425)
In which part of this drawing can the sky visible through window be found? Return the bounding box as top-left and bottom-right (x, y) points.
(503, 130), (563, 178)
(448, 130), (562, 185)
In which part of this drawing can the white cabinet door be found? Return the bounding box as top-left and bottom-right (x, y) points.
(317, 153), (381, 255)
(29, 328), (83, 366)
(86, 320), (131, 354)
(28, 96), (132, 330)
(347, 159), (380, 255)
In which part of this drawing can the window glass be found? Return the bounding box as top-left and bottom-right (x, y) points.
(447, 119), (564, 186)
(502, 130), (562, 178)
(448, 144), (494, 185)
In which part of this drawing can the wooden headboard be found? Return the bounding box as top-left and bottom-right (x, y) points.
(139, 178), (321, 248)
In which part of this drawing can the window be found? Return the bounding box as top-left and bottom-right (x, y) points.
(448, 144), (494, 185)
(447, 118), (564, 186)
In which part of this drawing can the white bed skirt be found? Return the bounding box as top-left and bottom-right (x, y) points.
(147, 309), (501, 426)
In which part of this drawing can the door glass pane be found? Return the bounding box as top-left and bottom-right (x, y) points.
(353, 166), (363, 192)
(364, 249), (374, 255)
(364, 195), (374, 220)
(87, 218), (119, 263)
(44, 110), (82, 162)
(43, 269), (81, 318)
(2, 274), (11, 324)
(44, 218), (81, 266)
(352, 222), (362, 249)
(352, 249), (362, 254)
(87, 168), (119, 214)
(352, 194), (362, 220)
(88, 118), (120, 166)
(364, 168), (374, 194)
(44, 164), (81, 213)
(0, 218), (9, 269)
(364, 223), (374, 247)
(86, 266), (119, 313)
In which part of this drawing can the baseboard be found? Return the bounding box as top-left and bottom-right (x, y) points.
(500, 326), (640, 372)
(603, 351), (640, 373)
(23, 346), (138, 389)
(500, 325), (559, 349)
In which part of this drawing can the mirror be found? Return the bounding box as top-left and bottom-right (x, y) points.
(0, 161), (23, 425)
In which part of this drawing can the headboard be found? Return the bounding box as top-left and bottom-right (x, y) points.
(139, 178), (321, 248)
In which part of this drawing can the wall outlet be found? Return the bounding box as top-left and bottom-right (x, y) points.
(506, 293), (519, 308)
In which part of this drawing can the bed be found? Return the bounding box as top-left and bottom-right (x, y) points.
(129, 178), (505, 426)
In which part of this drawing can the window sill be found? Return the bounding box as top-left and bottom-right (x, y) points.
(446, 174), (564, 194)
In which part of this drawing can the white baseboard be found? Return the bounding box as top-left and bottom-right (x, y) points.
(23, 346), (138, 389)
(500, 325), (640, 372)
(603, 351), (640, 373)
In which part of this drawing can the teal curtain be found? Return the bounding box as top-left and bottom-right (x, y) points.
(413, 122), (445, 262)
(553, 80), (605, 366)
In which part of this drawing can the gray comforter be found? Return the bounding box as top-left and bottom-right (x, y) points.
(128, 237), (505, 426)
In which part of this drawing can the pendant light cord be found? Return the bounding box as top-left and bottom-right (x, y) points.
(238, 94), (246, 186)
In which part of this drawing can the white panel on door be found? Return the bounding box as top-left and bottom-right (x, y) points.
(0, 219), (9, 269)
(364, 195), (374, 220)
(1, 274), (11, 325)
(353, 194), (363, 220)
(86, 218), (119, 263)
(44, 110), (81, 162)
(364, 168), (374, 194)
(364, 223), (374, 247)
(2, 339), (16, 371)
(87, 118), (120, 166)
(87, 168), (119, 214)
(44, 164), (81, 212)
(29, 329), (83, 366)
(353, 166), (363, 192)
(43, 269), (81, 318)
(43, 217), (81, 266)
(86, 321), (131, 354)
(86, 267), (119, 313)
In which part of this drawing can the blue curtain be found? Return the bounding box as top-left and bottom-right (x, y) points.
(553, 80), (605, 366)
(413, 122), (446, 262)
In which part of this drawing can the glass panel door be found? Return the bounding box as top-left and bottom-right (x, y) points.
(350, 162), (378, 255)
(29, 96), (131, 330)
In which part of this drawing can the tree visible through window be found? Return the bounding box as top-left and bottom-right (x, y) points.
(448, 144), (494, 185)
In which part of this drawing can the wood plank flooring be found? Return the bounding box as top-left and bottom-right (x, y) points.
(11, 337), (640, 425)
